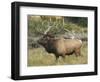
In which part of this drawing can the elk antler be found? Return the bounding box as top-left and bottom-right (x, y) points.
(44, 26), (52, 34)
(44, 19), (53, 35)
(63, 28), (75, 39)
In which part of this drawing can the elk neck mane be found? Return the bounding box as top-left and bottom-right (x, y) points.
(43, 38), (57, 53)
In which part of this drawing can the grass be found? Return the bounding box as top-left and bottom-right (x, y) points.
(28, 42), (88, 66)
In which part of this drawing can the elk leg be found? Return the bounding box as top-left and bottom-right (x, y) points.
(78, 49), (83, 57)
(75, 49), (80, 57)
(78, 48), (82, 56)
(55, 55), (59, 63)
(62, 55), (66, 62)
(78, 49), (81, 56)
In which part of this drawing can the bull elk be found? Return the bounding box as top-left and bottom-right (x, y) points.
(37, 26), (82, 61)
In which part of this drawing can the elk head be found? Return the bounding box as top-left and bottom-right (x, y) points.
(37, 25), (55, 46)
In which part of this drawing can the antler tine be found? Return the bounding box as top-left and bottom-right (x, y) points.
(44, 25), (52, 34)
(63, 28), (71, 33)
(35, 21), (46, 35)
(63, 28), (75, 39)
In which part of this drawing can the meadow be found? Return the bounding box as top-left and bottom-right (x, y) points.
(28, 41), (88, 66)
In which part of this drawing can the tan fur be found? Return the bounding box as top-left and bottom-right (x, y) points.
(55, 38), (82, 56)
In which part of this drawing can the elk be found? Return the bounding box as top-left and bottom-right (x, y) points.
(37, 26), (82, 61)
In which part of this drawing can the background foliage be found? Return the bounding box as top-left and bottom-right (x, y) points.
(28, 15), (88, 48)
